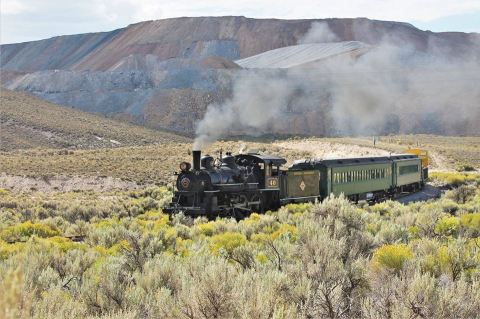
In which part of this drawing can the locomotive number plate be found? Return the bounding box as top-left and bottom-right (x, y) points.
(267, 178), (278, 187)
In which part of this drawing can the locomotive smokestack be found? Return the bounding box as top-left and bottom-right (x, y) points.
(193, 150), (201, 170)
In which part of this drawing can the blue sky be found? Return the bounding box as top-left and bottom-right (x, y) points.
(412, 11), (480, 33)
(1, 0), (479, 44)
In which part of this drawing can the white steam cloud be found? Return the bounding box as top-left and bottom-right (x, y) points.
(298, 21), (338, 43)
(193, 23), (480, 149)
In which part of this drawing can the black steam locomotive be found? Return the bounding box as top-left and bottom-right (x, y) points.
(164, 149), (428, 218)
(164, 150), (286, 218)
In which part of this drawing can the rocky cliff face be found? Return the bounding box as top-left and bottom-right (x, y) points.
(1, 16), (479, 136)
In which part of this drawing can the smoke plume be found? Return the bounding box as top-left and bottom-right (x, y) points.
(298, 21), (338, 43)
(193, 23), (480, 149)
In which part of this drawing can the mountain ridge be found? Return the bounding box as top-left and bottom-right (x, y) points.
(1, 16), (479, 136)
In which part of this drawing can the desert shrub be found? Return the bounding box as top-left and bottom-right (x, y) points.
(446, 184), (477, 204)
(81, 256), (132, 314)
(32, 288), (88, 319)
(459, 213), (480, 237)
(434, 216), (460, 237)
(270, 223), (297, 242)
(296, 220), (369, 318)
(414, 206), (445, 238)
(0, 221), (59, 242)
(372, 244), (412, 272)
(209, 231), (247, 255)
(0, 268), (33, 319)
(374, 223), (410, 245)
(0, 174), (479, 318)
(233, 269), (302, 318)
(0, 241), (24, 260)
(282, 202), (311, 215)
(456, 163), (476, 172)
(155, 257), (238, 319)
(195, 221), (215, 236)
(430, 172), (479, 187)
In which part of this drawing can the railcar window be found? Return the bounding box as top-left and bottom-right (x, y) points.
(399, 164), (419, 175)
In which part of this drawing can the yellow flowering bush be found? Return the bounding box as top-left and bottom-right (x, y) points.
(209, 232), (247, 255)
(373, 244), (413, 271)
(0, 221), (59, 242)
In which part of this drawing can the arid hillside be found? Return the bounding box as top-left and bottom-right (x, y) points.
(0, 89), (188, 151)
(1, 16), (479, 136)
(3, 17), (478, 72)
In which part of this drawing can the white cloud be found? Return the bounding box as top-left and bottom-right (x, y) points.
(1, 0), (479, 43)
(1, 0), (30, 14)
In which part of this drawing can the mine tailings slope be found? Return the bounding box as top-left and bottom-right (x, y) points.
(1, 16), (479, 135)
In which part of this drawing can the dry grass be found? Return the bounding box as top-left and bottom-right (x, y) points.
(0, 140), (313, 186)
(0, 89), (188, 151)
(1, 136), (478, 187)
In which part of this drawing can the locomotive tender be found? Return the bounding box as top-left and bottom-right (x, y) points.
(164, 150), (428, 218)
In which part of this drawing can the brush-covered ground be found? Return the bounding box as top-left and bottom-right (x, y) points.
(1, 135), (479, 318)
(0, 173), (479, 318)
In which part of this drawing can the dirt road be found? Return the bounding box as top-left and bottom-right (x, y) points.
(275, 139), (390, 159)
(397, 184), (442, 204)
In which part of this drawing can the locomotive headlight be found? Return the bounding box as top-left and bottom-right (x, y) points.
(180, 162), (191, 172)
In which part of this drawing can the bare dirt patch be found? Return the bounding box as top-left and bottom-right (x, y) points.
(274, 138), (390, 160)
(0, 173), (141, 193)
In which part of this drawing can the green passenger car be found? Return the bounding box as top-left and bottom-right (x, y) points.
(284, 154), (424, 203)
(392, 156), (422, 188)
(317, 157), (393, 199)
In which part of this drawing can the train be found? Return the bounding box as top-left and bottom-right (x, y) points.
(164, 149), (429, 218)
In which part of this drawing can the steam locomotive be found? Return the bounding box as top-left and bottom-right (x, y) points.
(164, 149), (428, 218)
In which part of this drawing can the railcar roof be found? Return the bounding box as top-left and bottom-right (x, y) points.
(235, 153), (287, 166)
(290, 154), (418, 169)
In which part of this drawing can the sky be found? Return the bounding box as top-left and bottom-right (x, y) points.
(1, 0), (480, 44)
